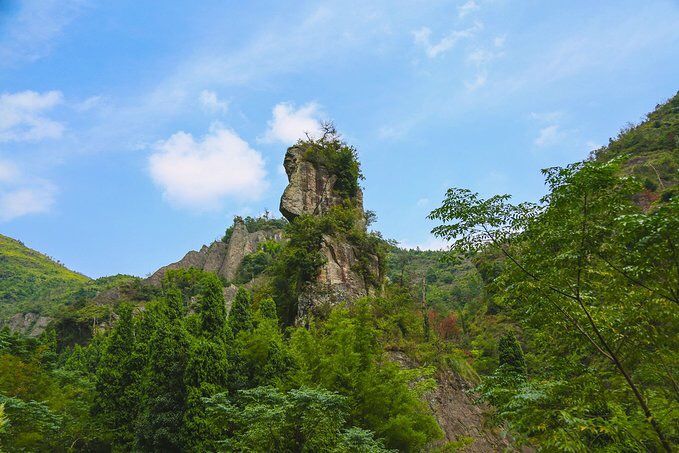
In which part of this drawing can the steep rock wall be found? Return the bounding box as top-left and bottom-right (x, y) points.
(147, 218), (282, 285)
(279, 144), (380, 320)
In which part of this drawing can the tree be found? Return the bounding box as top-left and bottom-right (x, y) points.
(257, 297), (278, 322)
(94, 303), (144, 448)
(196, 273), (227, 338)
(498, 333), (526, 376)
(206, 386), (392, 452)
(135, 293), (190, 452)
(289, 303), (442, 451)
(430, 159), (678, 451)
(228, 287), (254, 337)
(183, 336), (229, 452)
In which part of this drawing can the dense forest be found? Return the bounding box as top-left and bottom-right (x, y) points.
(1, 93), (677, 452)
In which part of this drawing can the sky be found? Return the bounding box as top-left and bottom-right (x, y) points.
(1, 0), (678, 278)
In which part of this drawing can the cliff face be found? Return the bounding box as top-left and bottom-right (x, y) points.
(279, 144), (380, 320)
(280, 145), (366, 226)
(390, 351), (508, 452)
(147, 217), (282, 285)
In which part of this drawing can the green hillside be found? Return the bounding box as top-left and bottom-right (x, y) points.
(592, 90), (679, 205)
(0, 234), (90, 318)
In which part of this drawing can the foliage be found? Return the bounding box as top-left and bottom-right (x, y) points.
(207, 386), (393, 452)
(0, 234), (89, 318)
(592, 90), (679, 206)
(222, 214), (287, 243)
(289, 301), (443, 451)
(94, 303), (144, 448)
(431, 158), (679, 451)
(236, 239), (282, 283)
(298, 122), (364, 200)
(498, 333), (526, 376)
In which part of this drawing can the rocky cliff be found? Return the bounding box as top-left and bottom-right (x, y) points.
(279, 143), (381, 320)
(147, 217), (282, 285)
(280, 144), (364, 223)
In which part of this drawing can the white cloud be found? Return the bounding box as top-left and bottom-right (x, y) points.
(416, 198), (429, 207)
(458, 1), (479, 19)
(0, 0), (86, 65)
(465, 73), (487, 90)
(493, 35), (506, 48)
(74, 95), (102, 112)
(261, 102), (323, 144)
(534, 125), (564, 147)
(0, 90), (65, 142)
(413, 21), (483, 58)
(0, 159), (19, 184)
(0, 157), (56, 222)
(199, 90), (229, 113)
(149, 123), (267, 210)
(0, 185), (56, 222)
(467, 49), (495, 66)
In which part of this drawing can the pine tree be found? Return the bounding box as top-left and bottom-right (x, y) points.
(94, 303), (144, 448)
(257, 297), (278, 322)
(197, 273), (227, 338)
(498, 333), (527, 376)
(135, 313), (189, 452)
(132, 290), (191, 451)
(228, 287), (254, 337)
(183, 337), (229, 452)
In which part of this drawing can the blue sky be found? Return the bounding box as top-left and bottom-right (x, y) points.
(1, 0), (678, 278)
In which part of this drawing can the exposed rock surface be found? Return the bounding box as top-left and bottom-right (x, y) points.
(2, 312), (52, 337)
(390, 351), (509, 452)
(279, 144), (380, 321)
(280, 145), (364, 222)
(147, 217), (282, 285)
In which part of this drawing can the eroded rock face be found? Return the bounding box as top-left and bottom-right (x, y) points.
(279, 145), (364, 221)
(147, 218), (282, 285)
(389, 351), (509, 452)
(2, 312), (52, 337)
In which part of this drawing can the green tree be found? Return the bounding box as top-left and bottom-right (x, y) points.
(498, 333), (526, 376)
(197, 273), (227, 337)
(94, 303), (144, 448)
(228, 287), (254, 337)
(430, 159), (678, 451)
(135, 296), (190, 452)
(289, 303), (442, 451)
(207, 386), (391, 452)
(183, 336), (229, 452)
(257, 297), (278, 322)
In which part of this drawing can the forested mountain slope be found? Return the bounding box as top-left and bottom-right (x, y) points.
(0, 94), (676, 452)
(0, 234), (89, 319)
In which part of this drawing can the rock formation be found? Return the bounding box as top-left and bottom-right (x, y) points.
(280, 145), (354, 220)
(147, 217), (282, 285)
(1, 312), (52, 337)
(279, 143), (381, 320)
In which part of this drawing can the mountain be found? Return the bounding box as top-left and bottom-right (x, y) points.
(592, 90), (679, 207)
(0, 94), (676, 451)
(0, 234), (89, 329)
(0, 234), (147, 336)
